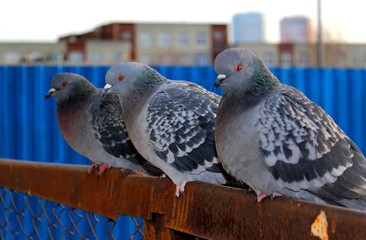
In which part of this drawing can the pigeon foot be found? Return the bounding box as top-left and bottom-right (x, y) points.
(271, 192), (283, 199)
(256, 193), (268, 202)
(98, 164), (111, 177)
(175, 181), (186, 198)
(87, 163), (99, 174)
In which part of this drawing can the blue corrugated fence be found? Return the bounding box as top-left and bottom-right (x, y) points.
(0, 65), (366, 238)
(1, 65), (366, 163)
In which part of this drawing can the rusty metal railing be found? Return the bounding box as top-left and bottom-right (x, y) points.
(0, 158), (366, 239)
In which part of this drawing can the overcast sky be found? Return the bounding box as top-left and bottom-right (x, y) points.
(1, 0), (365, 43)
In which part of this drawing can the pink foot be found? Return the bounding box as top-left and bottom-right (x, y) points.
(87, 163), (99, 174)
(256, 193), (267, 202)
(98, 164), (111, 176)
(257, 192), (283, 202)
(175, 181), (186, 198)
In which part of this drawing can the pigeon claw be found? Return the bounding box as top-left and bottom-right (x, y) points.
(98, 164), (111, 177)
(256, 193), (268, 203)
(270, 192), (283, 199)
(175, 181), (187, 198)
(87, 163), (99, 174)
(256, 192), (283, 202)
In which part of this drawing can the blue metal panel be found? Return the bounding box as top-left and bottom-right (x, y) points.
(1, 65), (366, 160)
(349, 69), (365, 151)
(1, 65), (366, 239)
(335, 68), (351, 135)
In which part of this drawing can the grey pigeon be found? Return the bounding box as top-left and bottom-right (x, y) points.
(213, 48), (366, 210)
(104, 62), (228, 197)
(45, 73), (163, 176)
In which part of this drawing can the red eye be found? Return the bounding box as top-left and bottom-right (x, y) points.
(117, 75), (124, 81)
(235, 65), (242, 72)
(61, 81), (67, 87)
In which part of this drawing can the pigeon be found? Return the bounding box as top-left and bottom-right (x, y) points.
(213, 48), (366, 210)
(45, 72), (163, 176)
(104, 62), (228, 197)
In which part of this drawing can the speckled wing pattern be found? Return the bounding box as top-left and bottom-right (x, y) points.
(256, 85), (356, 191)
(90, 92), (137, 159)
(147, 82), (221, 174)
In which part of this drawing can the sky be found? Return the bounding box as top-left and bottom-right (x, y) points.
(1, 0), (365, 43)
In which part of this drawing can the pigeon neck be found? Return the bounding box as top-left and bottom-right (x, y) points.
(57, 87), (95, 112)
(224, 72), (278, 109)
(120, 85), (152, 122)
(244, 66), (279, 105)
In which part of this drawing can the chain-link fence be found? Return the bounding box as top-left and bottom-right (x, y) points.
(0, 187), (143, 240)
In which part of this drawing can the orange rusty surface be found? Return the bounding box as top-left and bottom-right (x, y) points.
(1, 158), (366, 239)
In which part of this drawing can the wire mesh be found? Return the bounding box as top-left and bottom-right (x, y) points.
(0, 187), (144, 240)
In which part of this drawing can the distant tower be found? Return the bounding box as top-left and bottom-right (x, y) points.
(232, 12), (266, 43)
(280, 16), (314, 43)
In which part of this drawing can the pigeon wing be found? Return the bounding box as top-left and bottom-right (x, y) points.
(257, 85), (355, 191)
(147, 82), (220, 174)
(91, 92), (142, 160)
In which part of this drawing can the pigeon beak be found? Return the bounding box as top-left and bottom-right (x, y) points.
(45, 88), (57, 99)
(104, 83), (112, 90)
(101, 83), (112, 96)
(213, 74), (227, 90)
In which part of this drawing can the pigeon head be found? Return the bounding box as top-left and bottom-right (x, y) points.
(213, 48), (279, 99)
(104, 62), (167, 95)
(45, 73), (96, 109)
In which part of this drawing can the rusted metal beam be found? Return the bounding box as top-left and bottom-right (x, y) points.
(0, 158), (155, 220)
(1, 158), (366, 239)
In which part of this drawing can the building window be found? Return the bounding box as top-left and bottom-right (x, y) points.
(139, 54), (152, 65)
(161, 55), (172, 65)
(351, 55), (360, 66)
(139, 32), (152, 48)
(111, 52), (124, 62)
(68, 51), (83, 62)
(121, 31), (131, 40)
(263, 52), (275, 66)
(214, 31), (224, 40)
(68, 36), (77, 43)
(179, 55), (192, 65)
(3, 52), (22, 64)
(298, 52), (309, 66)
(90, 52), (104, 63)
(47, 52), (63, 62)
(363, 53), (366, 64)
(280, 52), (292, 66)
(3, 52), (21, 64)
(196, 32), (207, 47)
(179, 32), (189, 46)
(26, 52), (43, 62)
(158, 32), (171, 48)
(195, 54), (209, 65)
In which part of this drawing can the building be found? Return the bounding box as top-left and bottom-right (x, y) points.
(232, 12), (266, 43)
(59, 22), (228, 66)
(234, 42), (366, 68)
(2, 21), (366, 68)
(280, 16), (315, 43)
(0, 42), (65, 64)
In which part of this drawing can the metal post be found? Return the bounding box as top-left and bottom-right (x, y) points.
(317, 0), (323, 67)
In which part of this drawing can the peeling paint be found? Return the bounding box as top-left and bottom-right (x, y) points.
(311, 210), (328, 240)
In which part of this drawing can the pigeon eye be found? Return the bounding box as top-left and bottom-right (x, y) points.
(61, 81), (68, 87)
(235, 65), (242, 72)
(117, 75), (124, 81)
